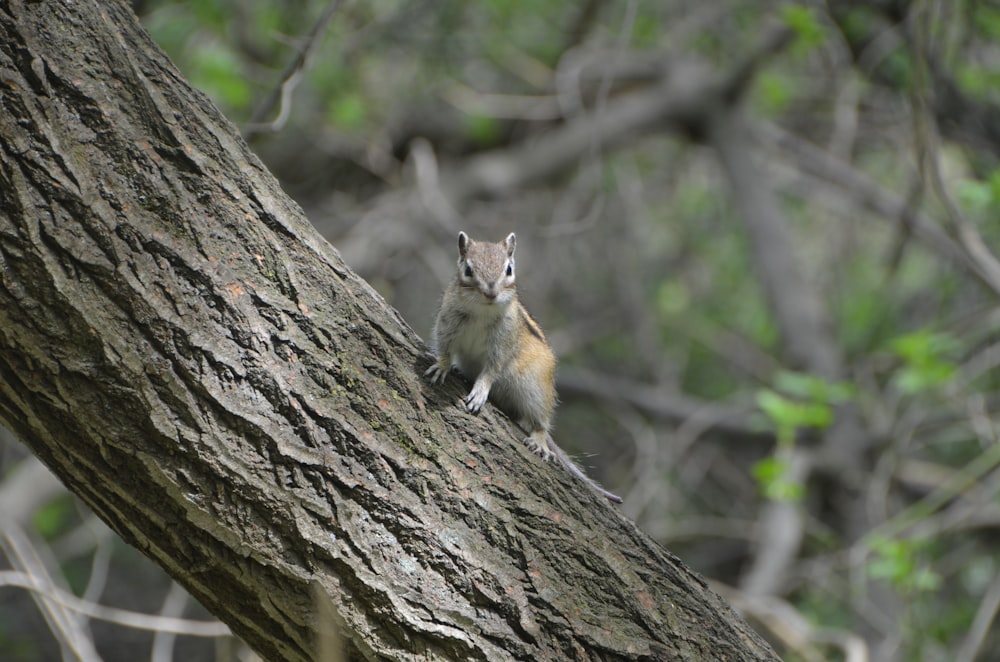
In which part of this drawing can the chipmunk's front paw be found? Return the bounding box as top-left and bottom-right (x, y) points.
(464, 382), (490, 413)
(424, 361), (450, 384)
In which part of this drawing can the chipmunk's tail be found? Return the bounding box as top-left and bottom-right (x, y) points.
(547, 434), (623, 504)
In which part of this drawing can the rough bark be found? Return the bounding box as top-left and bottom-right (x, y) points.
(0, 1), (778, 660)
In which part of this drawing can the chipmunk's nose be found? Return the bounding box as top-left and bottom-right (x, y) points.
(483, 285), (498, 300)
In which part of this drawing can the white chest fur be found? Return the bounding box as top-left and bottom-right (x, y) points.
(450, 301), (512, 377)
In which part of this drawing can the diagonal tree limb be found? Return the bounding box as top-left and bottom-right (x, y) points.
(0, 1), (778, 660)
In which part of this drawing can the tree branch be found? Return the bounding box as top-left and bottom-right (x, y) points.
(558, 367), (766, 442)
(245, 0), (342, 136)
(333, 29), (792, 275)
(707, 99), (899, 651)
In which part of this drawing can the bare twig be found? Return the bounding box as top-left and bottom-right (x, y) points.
(758, 123), (967, 268)
(708, 104), (872, 607)
(858, 441), (1000, 546)
(335, 30), (795, 274)
(557, 366), (764, 441)
(955, 570), (1000, 662)
(151, 582), (194, 662)
(738, 450), (810, 598)
(1, 522), (102, 661)
(0, 570), (231, 637)
(909, 3), (1000, 298)
(245, 0), (342, 136)
(441, 85), (563, 120)
(718, 582), (869, 662)
(81, 535), (112, 605)
(710, 111), (839, 376)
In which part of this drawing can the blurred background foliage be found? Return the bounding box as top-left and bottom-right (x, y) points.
(5, 0), (1000, 660)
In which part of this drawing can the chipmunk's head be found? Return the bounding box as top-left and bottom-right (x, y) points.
(456, 231), (516, 305)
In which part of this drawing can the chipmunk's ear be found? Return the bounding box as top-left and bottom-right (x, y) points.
(458, 231), (470, 258)
(504, 232), (516, 258)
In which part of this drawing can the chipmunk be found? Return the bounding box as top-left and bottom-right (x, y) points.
(425, 231), (623, 504)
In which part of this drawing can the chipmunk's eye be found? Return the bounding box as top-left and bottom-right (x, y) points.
(464, 264), (473, 278)
(505, 264), (513, 276)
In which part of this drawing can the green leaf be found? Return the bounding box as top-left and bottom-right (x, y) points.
(754, 71), (793, 116)
(190, 44), (251, 110)
(756, 390), (795, 442)
(781, 4), (825, 51)
(774, 371), (856, 404)
(655, 280), (690, 318)
(955, 169), (1000, 215)
(756, 389), (833, 439)
(889, 330), (958, 361)
(912, 568), (942, 591)
(752, 456), (805, 501)
(894, 362), (956, 394)
(975, 7), (1000, 41)
(32, 496), (73, 539)
(956, 178), (994, 214)
(889, 330), (959, 393)
(329, 93), (368, 130)
(866, 536), (941, 592)
(752, 455), (785, 483)
(464, 114), (502, 146)
(192, 0), (227, 30)
(867, 556), (913, 581)
(632, 15), (661, 48)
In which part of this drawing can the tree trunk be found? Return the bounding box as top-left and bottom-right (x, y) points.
(0, 1), (777, 660)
